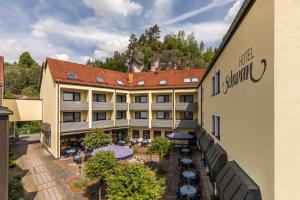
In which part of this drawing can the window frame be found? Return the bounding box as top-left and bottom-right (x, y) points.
(116, 111), (126, 119)
(135, 111), (148, 119)
(63, 112), (81, 122)
(179, 111), (193, 120)
(179, 94), (194, 103)
(116, 95), (126, 103)
(156, 95), (170, 103)
(135, 95), (147, 103)
(143, 130), (150, 139)
(212, 115), (221, 140)
(63, 92), (81, 101)
(132, 130), (140, 139)
(93, 112), (106, 121)
(156, 111), (170, 120)
(93, 93), (106, 102)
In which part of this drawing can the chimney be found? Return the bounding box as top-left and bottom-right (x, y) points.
(128, 73), (133, 82)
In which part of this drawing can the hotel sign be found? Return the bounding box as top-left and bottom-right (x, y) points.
(222, 47), (267, 94)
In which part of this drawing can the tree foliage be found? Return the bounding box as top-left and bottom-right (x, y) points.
(106, 164), (165, 200)
(147, 136), (172, 163)
(83, 129), (111, 149)
(84, 151), (117, 181)
(88, 24), (216, 72)
(4, 51), (41, 97)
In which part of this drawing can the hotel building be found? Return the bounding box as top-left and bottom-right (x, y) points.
(39, 58), (205, 158)
(198, 0), (300, 200)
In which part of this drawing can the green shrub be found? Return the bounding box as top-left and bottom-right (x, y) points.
(74, 179), (88, 189)
(9, 175), (25, 200)
(9, 152), (17, 168)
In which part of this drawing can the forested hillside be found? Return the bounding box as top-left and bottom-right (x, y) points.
(4, 52), (41, 98)
(87, 25), (216, 72)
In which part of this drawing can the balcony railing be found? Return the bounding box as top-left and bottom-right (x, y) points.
(60, 101), (88, 111)
(92, 120), (114, 129)
(152, 103), (172, 110)
(175, 120), (198, 129)
(152, 119), (173, 128)
(61, 122), (89, 132)
(115, 119), (129, 127)
(129, 119), (149, 127)
(129, 103), (149, 110)
(116, 103), (128, 111)
(92, 102), (113, 110)
(175, 102), (198, 111)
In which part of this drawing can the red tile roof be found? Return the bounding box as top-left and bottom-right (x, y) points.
(0, 56), (4, 86)
(46, 57), (206, 90)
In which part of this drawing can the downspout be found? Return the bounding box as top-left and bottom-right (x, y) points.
(57, 83), (60, 158)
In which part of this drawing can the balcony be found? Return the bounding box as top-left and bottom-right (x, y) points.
(92, 102), (113, 110)
(175, 120), (198, 129)
(61, 122), (89, 132)
(60, 101), (88, 111)
(92, 120), (114, 129)
(115, 119), (129, 127)
(175, 102), (198, 111)
(152, 103), (172, 110)
(129, 103), (149, 110)
(129, 119), (149, 127)
(152, 120), (173, 128)
(116, 103), (128, 111)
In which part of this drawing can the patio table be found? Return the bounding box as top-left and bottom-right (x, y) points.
(182, 170), (197, 180)
(180, 185), (197, 197)
(66, 149), (76, 154)
(180, 158), (193, 165)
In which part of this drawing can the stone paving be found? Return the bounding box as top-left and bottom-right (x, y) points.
(10, 142), (85, 200)
(10, 141), (211, 200)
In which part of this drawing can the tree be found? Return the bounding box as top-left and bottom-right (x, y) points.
(18, 51), (36, 68)
(106, 164), (165, 200)
(84, 151), (117, 181)
(147, 136), (172, 164)
(21, 85), (39, 97)
(83, 129), (111, 149)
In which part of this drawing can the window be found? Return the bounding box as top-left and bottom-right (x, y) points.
(179, 95), (194, 103)
(212, 71), (220, 96)
(179, 112), (193, 120)
(116, 95), (126, 103)
(63, 112), (81, 122)
(157, 112), (170, 120)
(117, 111), (126, 119)
(154, 130), (161, 138)
(96, 77), (105, 83)
(93, 93), (106, 102)
(156, 95), (170, 103)
(184, 78), (191, 83)
(116, 80), (124, 85)
(159, 80), (167, 85)
(132, 130), (140, 138)
(63, 92), (80, 101)
(135, 111), (148, 119)
(135, 95), (147, 103)
(201, 87), (204, 102)
(67, 72), (77, 79)
(138, 81), (144, 86)
(191, 78), (199, 82)
(93, 112), (106, 121)
(143, 130), (150, 139)
(212, 115), (220, 140)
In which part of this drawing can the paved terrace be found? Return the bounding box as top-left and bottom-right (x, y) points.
(10, 139), (212, 200)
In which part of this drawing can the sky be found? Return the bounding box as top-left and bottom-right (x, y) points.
(0, 0), (243, 64)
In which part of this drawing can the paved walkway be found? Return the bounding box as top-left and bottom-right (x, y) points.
(10, 142), (85, 200)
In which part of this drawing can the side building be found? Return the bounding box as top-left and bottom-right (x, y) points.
(199, 0), (300, 200)
(39, 57), (205, 158)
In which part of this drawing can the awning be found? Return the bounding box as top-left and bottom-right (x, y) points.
(166, 132), (194, 140)
(205, 144), (228, 182)
(216, 161), (262, 200)
(92, 144), (133, 161)
(195, 126), (205, 140)
(199, 133), (214, 154)
(41, 123), (51, 135)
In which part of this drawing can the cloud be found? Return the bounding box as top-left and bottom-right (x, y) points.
(144, 0), (174, 24)
(83, 0), (143, 17)
(224, 0), (242, 23)
(51, 53), (70, 61)
(158, 0), (235, 26)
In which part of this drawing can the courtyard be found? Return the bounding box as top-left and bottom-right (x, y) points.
(9, 136), (212, 200)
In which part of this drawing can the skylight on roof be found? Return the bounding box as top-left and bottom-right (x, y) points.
(159, 80), (167, 85)
(191, 78), (199, 82)
(67, 72), (77, 79)
(184, 78), (191, 83)
(96, 77), (105, 83)
(138, 81), (144, 86)
(116, 80), (124, 85)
